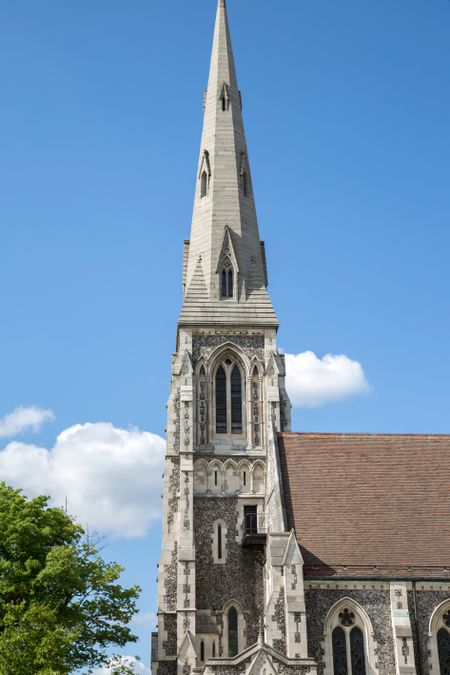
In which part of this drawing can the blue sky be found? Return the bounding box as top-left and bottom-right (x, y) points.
(1, 0), (449, 670)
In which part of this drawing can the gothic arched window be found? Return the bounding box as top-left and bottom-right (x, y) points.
(438, 614), (450, 675)
(200, 640), (205, 662)
(214, 359), (244, 435)
(330, 608), (367, 675)
(221, 258), (234, 299)
(228, 607), (238, 657)
(429, 604), (450, 674)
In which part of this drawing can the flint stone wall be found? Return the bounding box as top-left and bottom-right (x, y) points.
(194, 496), (264, 652)
(408, 589), (450, 675)
(305, 589), (395, 675)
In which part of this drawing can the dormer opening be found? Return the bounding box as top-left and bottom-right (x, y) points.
(220, 82), (230, 112)
(221, 258), (234, 299)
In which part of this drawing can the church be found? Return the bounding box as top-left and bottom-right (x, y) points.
(152, 2), (450, 675)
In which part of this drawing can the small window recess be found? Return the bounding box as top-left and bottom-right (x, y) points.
(200, 640), (205, 662)
(217, 524), (222, 560)
(201, 171), (208, 198)
(199, 150), (211, 198)
(214, 471), (218, 487)
(212, 642), (216, 658)
(220, 258), (234, 299)
(220, 83), (230, 112)
(242, 170), (248, 197)
(240, 153), (249, 198)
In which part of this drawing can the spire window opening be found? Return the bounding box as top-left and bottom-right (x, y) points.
(200, 170), (208, 198)
(214, 358), (244, 436)
(242, 170), (248, 197)
(220, 259), (234, 299)
(200, 640), (205, 662)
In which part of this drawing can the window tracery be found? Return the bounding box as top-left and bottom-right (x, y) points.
(324, 600), (373, 675)
(220, 258), (234, 299)
(214, 358), (244, 436)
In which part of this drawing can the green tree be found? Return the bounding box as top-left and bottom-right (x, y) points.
(0, 483), (141, 674)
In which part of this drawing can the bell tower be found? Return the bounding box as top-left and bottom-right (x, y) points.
(153, 3), (316, 675)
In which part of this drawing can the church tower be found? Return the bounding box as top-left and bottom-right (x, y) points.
(153, 2), (316, 674)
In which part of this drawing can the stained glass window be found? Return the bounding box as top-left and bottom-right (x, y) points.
(350, 627), (366, 675)
(438, 628), (450, 675)
(231, 366), (242, 434)
(228, 607), (238, 657)
(332, 626), (348, 675)
(215, 366), (227, 433)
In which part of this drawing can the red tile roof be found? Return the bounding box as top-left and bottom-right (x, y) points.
(278, 432), (450, 578)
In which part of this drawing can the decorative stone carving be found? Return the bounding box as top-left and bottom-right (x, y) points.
(192, 334), (264, 365)
(167, 459), (180, 532)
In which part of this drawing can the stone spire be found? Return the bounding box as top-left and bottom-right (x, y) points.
(179, 0), (278, 328)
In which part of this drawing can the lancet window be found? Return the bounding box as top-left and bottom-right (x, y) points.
(200, 170), (208, 198)
(214, 358), (243, 435)
(220, 258), (234, 299)
(331, 608), (367, 675)
(324, 602), (375, 675)
(438, 611), (450, 675)
(242, 169), (248, 197)
(228, 607), (239, 657)
(240, 152), (249, 197)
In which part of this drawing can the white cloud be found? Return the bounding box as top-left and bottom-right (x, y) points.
(0, 405), (55, 438)
(285, 351), (370, 408)
(132, 611), (157, 628)
(0, 422), (165, 538)
(93, 656), (151, 675)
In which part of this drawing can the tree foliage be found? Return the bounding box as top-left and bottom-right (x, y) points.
(0, 483), (141, 674)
